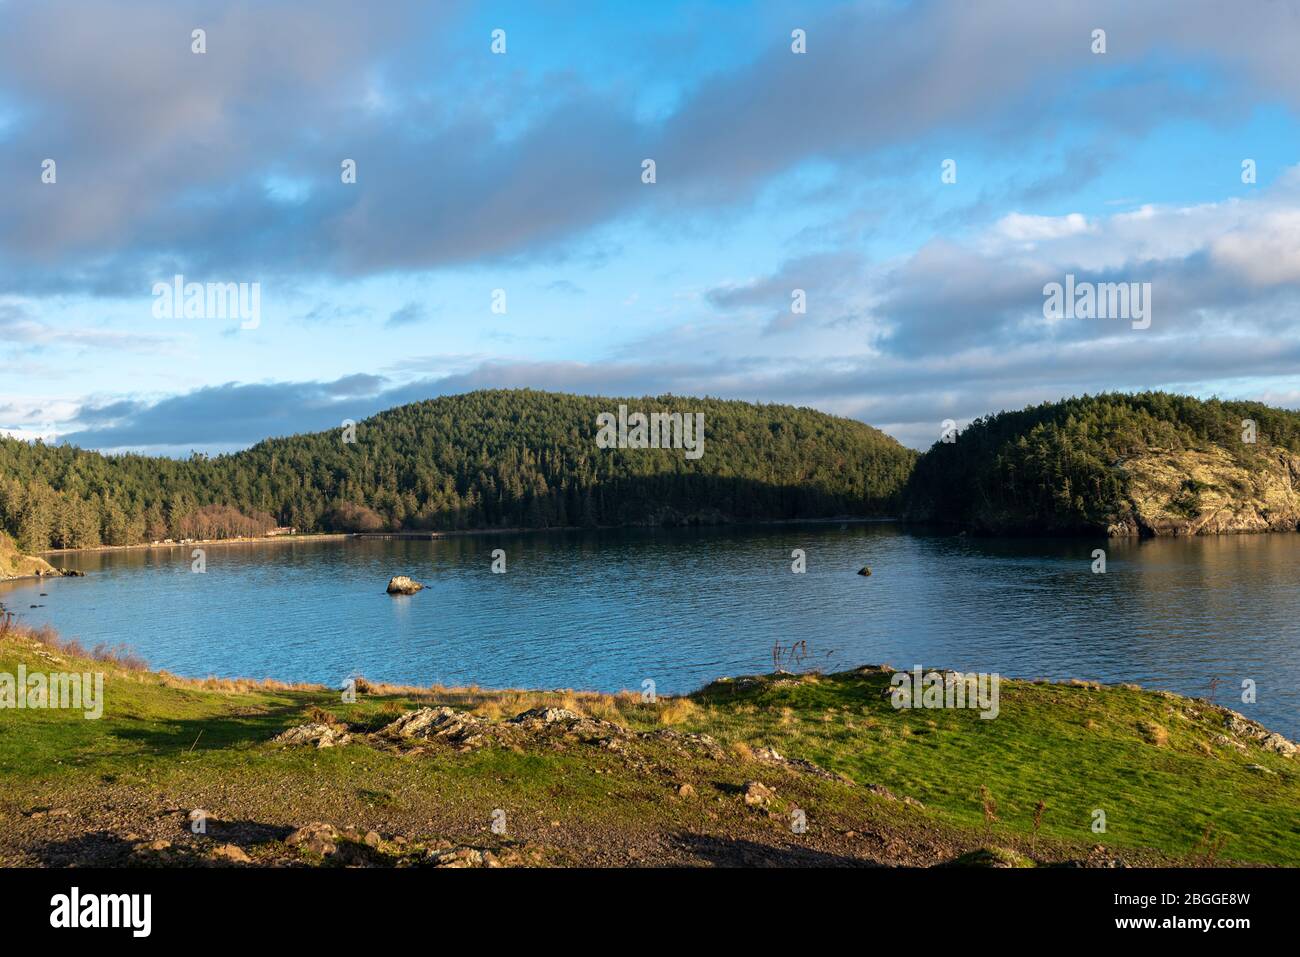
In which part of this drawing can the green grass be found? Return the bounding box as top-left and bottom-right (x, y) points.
(2, 634), (1297, 866)
(680, 671), (1300, 865)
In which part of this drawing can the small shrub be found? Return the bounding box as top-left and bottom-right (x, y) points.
(730, 741), (754, 762)
(1138, 720), (1169, 747)
(657, 698), (697, 726)
(305, 705), (344, 727)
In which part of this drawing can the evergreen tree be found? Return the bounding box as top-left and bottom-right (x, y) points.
(0, 389), (918, 546)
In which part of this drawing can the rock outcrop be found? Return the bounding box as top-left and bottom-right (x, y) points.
(381, 706), (492, 750)
(0, 531), (65, 582)
(286, 822), (340, 856)
(1221, 710), (1297, 757)
(274, 722), (352, 749)
(1107, 446), (1300, 537)
(378, 705), (633, 753)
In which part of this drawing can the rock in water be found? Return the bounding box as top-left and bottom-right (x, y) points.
(386, 575), (425, 595)
(857, 566), (872, 577)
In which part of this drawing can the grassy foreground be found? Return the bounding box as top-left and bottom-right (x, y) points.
(1, 626), (1296, 867)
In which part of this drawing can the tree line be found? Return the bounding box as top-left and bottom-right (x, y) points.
(0, 389), (916, 552)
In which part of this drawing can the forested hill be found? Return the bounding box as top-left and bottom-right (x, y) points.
(904, 392), (1300, 536)
(0, 390), (916, 551)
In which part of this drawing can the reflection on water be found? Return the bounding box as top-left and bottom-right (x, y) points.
(3, 524), (1297, 736)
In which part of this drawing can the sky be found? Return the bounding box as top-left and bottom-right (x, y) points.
(3, 0), (1300, 455)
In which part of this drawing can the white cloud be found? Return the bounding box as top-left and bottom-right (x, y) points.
(1211, 209), (1300, 286)
(992, 212), (1093, 243)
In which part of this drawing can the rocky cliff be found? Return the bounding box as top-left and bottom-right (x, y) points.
(902, 392), (1300, 538)
(1106, 446), (1300, 537)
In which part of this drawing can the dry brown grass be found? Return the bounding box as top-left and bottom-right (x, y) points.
(155, 672), (323, 694)
(730, 740), (754, 761)
(3, 621), (680, 730)
(1138, 720), (1170, 747)
(472, 698), (506, 721)
(0, 617), (148, 671)
(305, 704), (345, 727)
(655, 697), (697, 726)
(582, 693), (630, 723)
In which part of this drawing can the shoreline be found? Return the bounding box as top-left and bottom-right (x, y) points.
(38, 532), (350, 557)
(37, 515), (900, 557)
(3, 609), (1295, 743)
(35, 515), (1300, 560)
(3, 608), (1297, 745)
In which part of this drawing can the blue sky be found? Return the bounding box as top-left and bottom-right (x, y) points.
(4, 0), (1300, 454)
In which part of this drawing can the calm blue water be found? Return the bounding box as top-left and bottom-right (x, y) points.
(4, 524), (1297, 737)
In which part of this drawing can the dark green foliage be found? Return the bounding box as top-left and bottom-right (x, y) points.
(0, 389), (915, 549)
(904, 391), (1300, 532)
